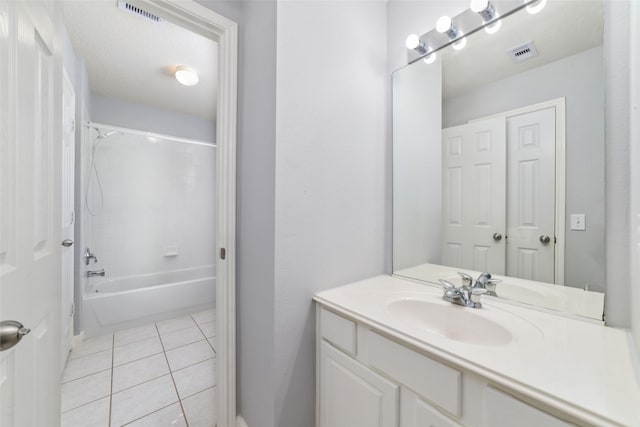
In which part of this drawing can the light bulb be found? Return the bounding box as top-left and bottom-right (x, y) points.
(470, 0), (489, 13)
(452, 37), (467, 51)
(436, 16), (452, 34)
(485, 19), (502, 34)
(175, 66), (199, 86)
(526, 0), (547, 15)
(405, 34), (420, 50)
(423, 52), (437, 64)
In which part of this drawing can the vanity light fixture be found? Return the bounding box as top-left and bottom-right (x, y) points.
(436, 16), (467, 51)
(526, 0), (547, 15)
(405, 34), (428, 54)
(174, 65), (199, 86)
(470, 0), (502, 34)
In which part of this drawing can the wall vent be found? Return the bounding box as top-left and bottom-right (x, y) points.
(507, 41), (538, 63)
(117, 1), (163, 23)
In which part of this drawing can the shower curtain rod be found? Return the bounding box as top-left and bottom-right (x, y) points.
(85, 121), (217, 148)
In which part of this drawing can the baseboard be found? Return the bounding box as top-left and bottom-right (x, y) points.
(236, 415), (248, 427)
(71, 332), (86, 348)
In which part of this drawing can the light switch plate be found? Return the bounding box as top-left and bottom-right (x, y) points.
(571, 214), (586, 231)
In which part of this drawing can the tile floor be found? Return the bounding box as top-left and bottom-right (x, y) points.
(61, 308), (217, 427)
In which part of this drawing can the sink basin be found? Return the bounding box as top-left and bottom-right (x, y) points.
(386, 299), (513, 346)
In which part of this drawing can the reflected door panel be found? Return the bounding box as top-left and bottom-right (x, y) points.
(506, 108), (556, 283)
(441, 117), (506, 273)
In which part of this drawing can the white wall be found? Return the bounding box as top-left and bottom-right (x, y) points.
(91, 94), (216, 142)
(629, 0), (640, 357)
(274, 2), (388, 426)
(443, 47), (606, 292)
(86, 132), (216, 279)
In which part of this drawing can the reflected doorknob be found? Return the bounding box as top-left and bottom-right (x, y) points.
(492, 233), (502, 241)
(0, 321), (31, 352)
(62, 239), (74, 247)
(539, 235), (551, 244)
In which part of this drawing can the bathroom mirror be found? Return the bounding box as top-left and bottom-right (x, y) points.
(392, 0), (606, 320)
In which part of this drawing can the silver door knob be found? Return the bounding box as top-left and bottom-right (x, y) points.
(539, 235), (551, 244)
(62, 239), (74, 247)
(493, 233), (502, 241)
(1, 321), (31, 352)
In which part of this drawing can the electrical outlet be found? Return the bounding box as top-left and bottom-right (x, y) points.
(570, 214), (586, 231)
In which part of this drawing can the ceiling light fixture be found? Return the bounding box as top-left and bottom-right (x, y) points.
(175, 65), (199, 87)
(405, 34), (427, 54)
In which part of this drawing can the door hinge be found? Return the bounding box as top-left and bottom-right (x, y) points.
(220, 248), (226, 260)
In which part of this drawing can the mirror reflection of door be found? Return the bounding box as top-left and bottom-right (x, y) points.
(441, 103), (559, 283)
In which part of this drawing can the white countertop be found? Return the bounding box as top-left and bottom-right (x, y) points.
(314, 275), (640, 427)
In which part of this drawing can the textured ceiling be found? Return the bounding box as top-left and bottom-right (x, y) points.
(62, 0), (217, 121)
(442, 0), (603, 99)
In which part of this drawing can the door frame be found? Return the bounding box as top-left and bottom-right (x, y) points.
(470, 98), (566, 285)
(136, 1), (238, 425)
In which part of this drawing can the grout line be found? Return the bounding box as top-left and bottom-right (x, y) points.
(111, 373), (173, 396)
(119, 400), (183, 426)
(61, 364), (112, 385)
(108, 334), (115, 427)
(193, 316), (216, 354)
(61, 394), (111, 414)
(155, 323), (190, 427)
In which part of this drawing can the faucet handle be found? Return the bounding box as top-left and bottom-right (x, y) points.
(470, 287), (487, 296)
(457, 272), (473, 287)
(438, 279), (456, 290)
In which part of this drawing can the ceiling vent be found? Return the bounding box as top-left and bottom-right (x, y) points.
(117, 1), (163, 23)
(507, 41), (538, 63)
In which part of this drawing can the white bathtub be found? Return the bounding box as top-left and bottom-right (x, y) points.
(82, 266), (215, 337)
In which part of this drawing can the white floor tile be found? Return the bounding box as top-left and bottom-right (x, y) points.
(61, 396), (110, 427)
(123, 403), (186, 427)
(113, 336), (163, 366)
(192, 308), (215, 325)
(172, 359), (216, 400)
(112, 353), (170, 393)
(69, 334), (113, 360)
(62, 349), (112, 383)
(114, 324), (158, 347)
(182, 387), (216, 427)
(208, 337), (217, 353)
(159, 325), (205, 350)
(198, 321), (216, 338)
(156, 316), (196, 335)
(165, 341), (215, 372)
(61, 370), (112, 412)
(110, 375), (179, 427)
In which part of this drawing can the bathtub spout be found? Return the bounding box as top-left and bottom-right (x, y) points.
(85, 269), (105, 278)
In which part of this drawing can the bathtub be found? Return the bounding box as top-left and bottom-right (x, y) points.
(82, 266), (215, 337)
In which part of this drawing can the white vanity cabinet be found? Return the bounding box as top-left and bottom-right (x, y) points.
(316, 305), (578, 427)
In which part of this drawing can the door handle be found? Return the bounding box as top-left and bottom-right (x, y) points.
(492, 233), (502, 241)
(0, 321), (31, 352)
(539, 235), (551, 244)
(62, 239), (74, 247)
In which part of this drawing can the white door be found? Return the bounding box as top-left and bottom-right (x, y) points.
(441, 117), (506, 273)
(0, 1), (63, 426)
(320, 342), (399, 427)
(506, 108), (556, 283)
(61, 70), (76, 371)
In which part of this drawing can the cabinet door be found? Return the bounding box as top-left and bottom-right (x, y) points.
(486, 387), (574, 427)
(320, 341), (399, 427)
(401, 388), (462, 427)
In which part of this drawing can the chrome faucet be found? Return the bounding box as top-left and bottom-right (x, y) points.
(84, 248), (98, 266)
(472, 272), (501, 297)
(439, 278), (487, 308)
(84, 269), (105, 278)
